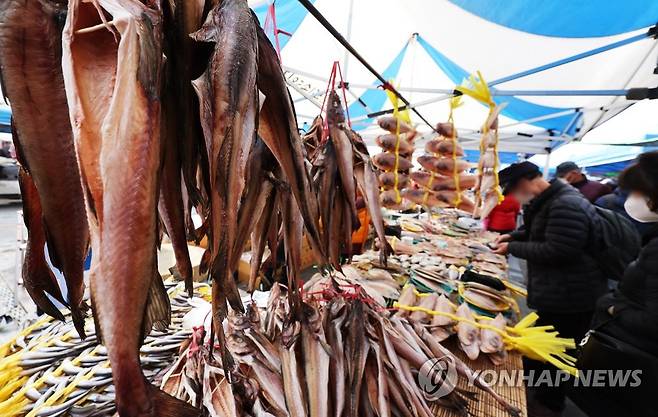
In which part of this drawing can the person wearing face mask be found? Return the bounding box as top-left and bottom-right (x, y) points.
(570, 151), (658, 417)
(493, 161), (606, 417)
(556, 161), (612, 203)
(595, 186), (654, 237)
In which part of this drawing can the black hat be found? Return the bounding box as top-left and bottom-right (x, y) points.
(498, 161), (541, 195)
(555, 161), (580, 177)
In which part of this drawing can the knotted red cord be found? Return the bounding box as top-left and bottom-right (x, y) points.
(188, 326), (206, 357)
(320, 61), (352, 141)
(264, 2), (292, 63)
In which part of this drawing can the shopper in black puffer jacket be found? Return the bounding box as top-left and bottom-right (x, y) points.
(595, 224), (658, 354)
(493, 162), (606, 417)
(507, 180), (606, 313)
(571, 151), (658, 417)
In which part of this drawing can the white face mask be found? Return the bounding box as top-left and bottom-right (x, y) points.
(624, 194), (658, 223)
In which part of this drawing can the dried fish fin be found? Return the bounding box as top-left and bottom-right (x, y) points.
(18, 168), (67, 321)
(148, 381), (201, 417)
(143, 268), (172, 339)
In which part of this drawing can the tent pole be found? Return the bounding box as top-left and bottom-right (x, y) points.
(351, 94), (453, 122)
(492, 89), (628, 96)
(498, 102), (629, 129)
(285, 64), (455, 93)
(343, 0), (355, 78)
(297, 0), (437, 132)
(489, 31), (651, 86)
(560, 112), (583, 135)
(543, 150), (552, 179)
(285, 80), (324, 109)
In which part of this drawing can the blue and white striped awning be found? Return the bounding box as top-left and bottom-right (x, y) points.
(249, 0), (658, 158)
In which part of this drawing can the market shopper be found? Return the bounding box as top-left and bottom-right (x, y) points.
(485, 194), (521, 234)
(595, 186), (654, 237)
(572, 152), (658, 417)
(493, 161), (606, 417)
(556, 161), (612, 203)
(0, 141), (11, 158)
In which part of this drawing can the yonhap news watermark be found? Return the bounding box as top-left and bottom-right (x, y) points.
(418, 358), (643, 399)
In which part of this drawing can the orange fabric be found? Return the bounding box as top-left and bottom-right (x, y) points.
(352, 207), (371, 245)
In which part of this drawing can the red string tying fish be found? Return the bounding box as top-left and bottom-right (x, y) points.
(320, 61), (352, 140)
(263, 2), (292, 62)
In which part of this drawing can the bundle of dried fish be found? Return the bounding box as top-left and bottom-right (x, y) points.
(305, 264), (401, 307)
(161, 280), (522, 417)
(394, 279), (519, 368)
(472, 105), (507, 219)
(374, 115), (416, 210)
(409, 120), (476, 212)
(311, 90), (390, 268)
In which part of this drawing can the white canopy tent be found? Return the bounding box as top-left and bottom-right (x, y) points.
(250, 0), (658, 163)
(531, 99), (658, 176)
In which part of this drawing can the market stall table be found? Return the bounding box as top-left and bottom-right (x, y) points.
(434, 340), (527, 417)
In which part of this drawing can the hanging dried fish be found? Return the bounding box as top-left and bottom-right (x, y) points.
(0, 0), (89, 336)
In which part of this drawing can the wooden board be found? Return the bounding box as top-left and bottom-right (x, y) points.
(433, 341), (527, 417)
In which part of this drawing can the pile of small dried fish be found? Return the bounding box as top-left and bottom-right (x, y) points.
(309, 91), (390, 268)
(374, 116), (417, 210)
(161, 280), (522, 417)
(0, 284), (204, 417)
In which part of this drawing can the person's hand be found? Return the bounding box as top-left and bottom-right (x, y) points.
(495, 234), (512, 244)
(492, 242), (509, 255)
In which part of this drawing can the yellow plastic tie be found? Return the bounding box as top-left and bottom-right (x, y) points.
(386, 88), (403, 204)
(394, 302), (577, 375)
(455, 72), (504, 206)
(448, 96), (463, 206)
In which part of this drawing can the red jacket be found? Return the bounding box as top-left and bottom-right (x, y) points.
(487, 195), (521, 232)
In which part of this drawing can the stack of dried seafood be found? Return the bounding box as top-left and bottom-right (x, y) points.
(310, 90), (390, 268)
(472, 105), (506, 219)
(0, 0), (333, 414)
(373, 116), (417, 210)
(161, 280), (523, 417)
(396, 285), (510, 365)
(453, 74), (507, 219)
(0, 284), (205, 417)
(409, 121), (476, 212)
